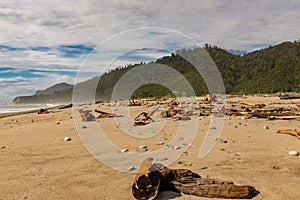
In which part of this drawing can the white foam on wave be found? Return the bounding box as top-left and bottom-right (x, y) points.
(0, 104), (60, 114)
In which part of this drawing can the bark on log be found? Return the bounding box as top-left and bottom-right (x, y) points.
(159, 168), (258, 199)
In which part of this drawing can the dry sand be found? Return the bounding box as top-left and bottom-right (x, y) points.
(0, 95), (300, 200)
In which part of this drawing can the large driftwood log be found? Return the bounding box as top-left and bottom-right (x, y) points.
(132, 158), (259, 200)
(279, 93), (300, 100)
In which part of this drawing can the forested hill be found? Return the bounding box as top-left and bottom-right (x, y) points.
(96, 40), (300, 100)
(13, 40), (300, 103)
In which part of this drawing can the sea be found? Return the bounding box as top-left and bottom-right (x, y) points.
(0, 104), (60, 114)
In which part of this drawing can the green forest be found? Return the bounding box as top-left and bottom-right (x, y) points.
(14, 40), (300, 103)
(96, 40), (300, 99)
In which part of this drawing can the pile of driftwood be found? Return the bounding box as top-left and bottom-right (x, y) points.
(132, 158), (259, 199)
(134, 99), (196, 126)
(226, 101), (300, 120)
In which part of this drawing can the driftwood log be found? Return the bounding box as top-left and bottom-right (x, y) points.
(134, 112), (153, 126)
(277, 129), (300, 139)
(37, 109), (49, 114)
(94, 109), (116, 118)
(238, 102), (266, 108)
(279, 93), (300, 100)
(78, 109), (96, 121)
(58, 103), (73, 109)
(226, 104), (300, 120)
(132, 158), (259, 200)
(134, 106), (160, 126)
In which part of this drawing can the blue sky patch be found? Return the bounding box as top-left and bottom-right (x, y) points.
(0, 45), (26, 52)
(0, 67), (77, 79)
(0, 67), (14, 71)
(57, 44), (95, 57)
(30, 46), (51, 51)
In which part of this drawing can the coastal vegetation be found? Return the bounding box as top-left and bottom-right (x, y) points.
(13, 40), (300, 104)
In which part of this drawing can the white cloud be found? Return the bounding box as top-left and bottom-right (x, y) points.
(1, 0), (300, 103)
(56, 75), (73, 84)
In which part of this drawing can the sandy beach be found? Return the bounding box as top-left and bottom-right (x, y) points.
(1, 95), (300, 200)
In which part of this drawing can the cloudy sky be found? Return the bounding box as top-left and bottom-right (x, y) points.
(0, 0), (300, 103)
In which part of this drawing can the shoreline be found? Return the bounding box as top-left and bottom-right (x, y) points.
(0, 104), (71, 119)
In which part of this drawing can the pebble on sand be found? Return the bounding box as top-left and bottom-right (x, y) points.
(120, 148), (129, 153)
(263, 126), (269, 129)
(159, 157), (168, 161)
(137, 146), (148, 152)
(174, 146), (181, 150)
(64, 137), (72, 142)
(288, 151), (299, 156)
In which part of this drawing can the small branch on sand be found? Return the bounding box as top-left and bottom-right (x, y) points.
(277, 129), (300, 139)
(94, 109), (122, 118)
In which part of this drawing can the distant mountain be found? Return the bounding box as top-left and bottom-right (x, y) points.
(12, 40), (300, 104)
(35, 82), (73, 95)
(13, 82), (74, 104)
